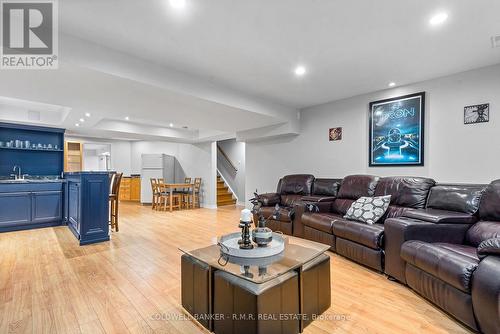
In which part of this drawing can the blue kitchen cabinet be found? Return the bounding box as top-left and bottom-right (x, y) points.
(65, 172), (110, 245)
(0, 192), (32, 227)
(0, 181), (64, 232)
(32, 190), (62, 223)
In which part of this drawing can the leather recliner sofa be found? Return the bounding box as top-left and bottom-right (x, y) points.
(385, 181), (499, 333)
(254, 174), (340, 235)
(294, 175), (436, 271)
(256, 174), (499, 333)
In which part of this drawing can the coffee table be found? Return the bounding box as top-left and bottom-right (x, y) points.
(180, 235), (331, 333)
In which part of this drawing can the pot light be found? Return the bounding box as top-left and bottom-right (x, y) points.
(294, 66), (306, 76)
(85, 112), (91, 117)
(388, 82), (396, 87)
(429, 12), (448, 26)
(169, 0), (186, 9)
(169, 123), (174, 127)
(75, 123), (80, 127)
(79, 118), (85, 122)
(125, 116), (130, 121)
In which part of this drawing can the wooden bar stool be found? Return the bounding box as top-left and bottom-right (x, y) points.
(109, 172), (123, 232)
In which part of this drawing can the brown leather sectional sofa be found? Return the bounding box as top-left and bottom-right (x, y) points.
(255, 174), (500, 334)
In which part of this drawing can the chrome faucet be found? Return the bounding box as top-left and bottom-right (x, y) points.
(12, 165), (22, 180)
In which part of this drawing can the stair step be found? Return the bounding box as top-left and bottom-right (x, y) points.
(216, 174), (236, 206)
(217, 193), (234, 200)
(217, 199), (236, 206)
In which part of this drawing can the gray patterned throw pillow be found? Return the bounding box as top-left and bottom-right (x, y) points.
(344, 195), (391, 225)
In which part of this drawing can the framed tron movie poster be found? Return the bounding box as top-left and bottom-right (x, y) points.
(369, 92), (425, 167)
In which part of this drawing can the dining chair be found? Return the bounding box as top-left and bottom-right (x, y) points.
(150, 178), (160, 210)
(109, 172), (123, 231)
(158, 180), (181, 211)
(180, 177), (192, 209)
(194, 177), (202, 208)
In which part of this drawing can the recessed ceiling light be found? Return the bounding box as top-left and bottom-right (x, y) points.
(169, 0), (186, 9)
(75, 123), (80, 127)
(388, 82), (396, 87)
(79, 118), (85, 122)
(429, 12), (448, 26)
(294, 66), (306, 76)
(169, 123), (174, 127)
(85, 112), (91, 117)
(125, 116), (130, 121)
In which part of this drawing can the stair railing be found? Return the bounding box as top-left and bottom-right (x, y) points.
(217, 144), (238, 174)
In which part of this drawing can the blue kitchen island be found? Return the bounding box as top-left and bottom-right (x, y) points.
(65, 172), (110, 245)
(0, 122), (110, 245)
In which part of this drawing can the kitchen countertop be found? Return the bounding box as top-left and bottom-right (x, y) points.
(0, 178), (65, 184)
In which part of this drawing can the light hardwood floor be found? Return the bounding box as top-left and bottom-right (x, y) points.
(0, 202), (473, 334)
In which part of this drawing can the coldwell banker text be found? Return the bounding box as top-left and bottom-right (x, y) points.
(1, 0), (58, 69)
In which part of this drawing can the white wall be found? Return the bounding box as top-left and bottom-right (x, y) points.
(130, 141), (216, 208)
(245, 64), (500, 203)
(217, 139), (246, 204)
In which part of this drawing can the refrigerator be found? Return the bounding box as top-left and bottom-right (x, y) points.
(140, 154), (176, 204)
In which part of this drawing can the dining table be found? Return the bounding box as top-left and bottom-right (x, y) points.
(161, 183), (196, 212)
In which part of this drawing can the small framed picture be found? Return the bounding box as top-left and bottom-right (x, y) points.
(329, 127), (342, 141)
(464, 103), (489, 124)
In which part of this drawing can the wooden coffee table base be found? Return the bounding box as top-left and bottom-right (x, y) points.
(181, 253), (331, 334)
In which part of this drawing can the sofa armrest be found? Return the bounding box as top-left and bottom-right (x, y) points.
(402, 208), (477, 224)
(477, 238), (500, 259)
(256, 192), (280, 206)
(300, 195), (336, 203)
(472, 255), (500, 334)
(384, 217), (471, 283)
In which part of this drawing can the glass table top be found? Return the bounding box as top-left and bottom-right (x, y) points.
(179, 235), (330, 284)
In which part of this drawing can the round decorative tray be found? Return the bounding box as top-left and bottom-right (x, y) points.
(218, 232), (287, 258)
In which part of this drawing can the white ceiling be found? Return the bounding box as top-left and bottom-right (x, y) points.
(60, 0), (500, 108)
(1, 1), (499, 142)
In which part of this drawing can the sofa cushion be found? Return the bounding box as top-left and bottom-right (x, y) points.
(331, 198), (355, 215)
(280, 174), (314, 195)
(465, 221), (500, 247)
(312, 178), (341, 197)
(401, 241), (479, 293)
(281, 194), (303, 207)
(302, 213), (341, 234)
(427, 184), (486, 214)
(257, 193), (280, 206)
(479, 179), (500, 221)
(337, 175), (379, 200)
(403, 208), (477, 224)
(344, 195), (391, 225)
(260, 206), (292, 223)
(382, 205), (412, 221)
(332, 220), (385, 249)
(374, 176), (435, 209)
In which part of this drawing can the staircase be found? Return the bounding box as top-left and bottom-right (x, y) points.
(217, 175), (237, 206)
